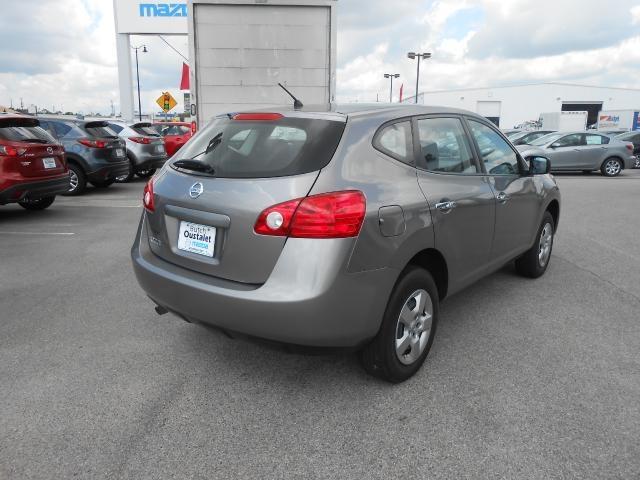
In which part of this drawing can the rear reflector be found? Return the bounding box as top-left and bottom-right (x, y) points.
(143, 178), (155, 212)
(78, 138), (107, 149)
(254, 190), (366, 239)
(233, 113), (284, 121)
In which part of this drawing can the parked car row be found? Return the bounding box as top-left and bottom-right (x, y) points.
(0, 113), (193, 209)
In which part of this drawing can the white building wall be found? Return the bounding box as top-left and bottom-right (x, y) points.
(414, 83), (640, 129)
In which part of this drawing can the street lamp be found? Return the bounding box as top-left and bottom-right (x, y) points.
(383, 73), (400, 103)
(407, 52), (431, 104)
(132, 45), (148, 121)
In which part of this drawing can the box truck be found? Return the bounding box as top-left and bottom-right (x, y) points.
(539, 111), (588, 131)
(596, 109), (640, 131)
(187, 0), (337, 127)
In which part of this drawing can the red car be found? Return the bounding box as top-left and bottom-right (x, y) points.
(152, 122), (194, 157)
(0, 114), (69, 210)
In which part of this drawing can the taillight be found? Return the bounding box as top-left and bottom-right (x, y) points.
(254, 191), (366, 239)
(190, 121), (197, 135)
(78, 138), (107, 148)
(626, 143), (634, 152)
(233, 113), (284, 121)
(129, 136), (153, 144)
(0, 145), (26, 156)
(143, 178), (155, 212)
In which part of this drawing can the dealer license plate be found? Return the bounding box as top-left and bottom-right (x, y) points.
(115, 148), (125, 157)
(42, 157), (57, 169)
(177, 221), (216, 257)
(155, 144), (165, 153)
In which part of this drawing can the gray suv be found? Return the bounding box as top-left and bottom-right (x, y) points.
(132, 105), (561, 382)
(39, 119), (129, 194)
(106, 121), (168, 182)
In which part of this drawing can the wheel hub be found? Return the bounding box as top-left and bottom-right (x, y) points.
(395, 289), (433, 365)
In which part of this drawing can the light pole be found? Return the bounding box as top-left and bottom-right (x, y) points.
(132, 45), (148, 121)
(383, 73), (400, 103)
(407, 52), (431, 104)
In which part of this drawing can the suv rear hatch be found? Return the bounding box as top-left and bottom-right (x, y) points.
(130, 122), (166, 155)
(81, 121), (126, 161)
(145, 112), (346, 284)
(0, 117), (66, 178)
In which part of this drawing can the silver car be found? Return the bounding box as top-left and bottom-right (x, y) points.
(518, 131), (635, 176)
(131, 104), (561, 382)
(106, 121), (168, 182)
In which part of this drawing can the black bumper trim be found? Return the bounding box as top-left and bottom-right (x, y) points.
(0, 175), (70, 204)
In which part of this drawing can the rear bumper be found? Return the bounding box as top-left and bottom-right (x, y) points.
(136, 156), (168, 171)
(131, 214), (397, 347)
(86, 160), (130, 182)
(0, 174), (70, 205)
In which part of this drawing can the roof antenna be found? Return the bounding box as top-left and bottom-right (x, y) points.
(278, 83), (303, 110)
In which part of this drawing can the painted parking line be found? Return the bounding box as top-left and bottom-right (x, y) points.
(0, 231), (75, 236)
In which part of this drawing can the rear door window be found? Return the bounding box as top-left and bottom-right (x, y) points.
(373, 121), (413, 164)
(416, 117), (478, 174)
(585, 134), (609, 145)
(172, 116), (345, 178)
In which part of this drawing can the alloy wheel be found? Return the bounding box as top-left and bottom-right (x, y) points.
(69, 169), (78, 192)
(604, 159), (622, 176)
(395, 289), (433, 365)
(538, 222), (553, 267)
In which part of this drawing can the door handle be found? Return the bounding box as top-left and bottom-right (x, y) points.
(497, 192), (509, 203)
(435, 200), (457, 212)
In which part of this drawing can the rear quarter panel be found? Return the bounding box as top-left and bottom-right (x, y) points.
(308, 114), (435, 274)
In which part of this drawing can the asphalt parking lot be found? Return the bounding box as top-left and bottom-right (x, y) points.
(1, 170), (639, 479)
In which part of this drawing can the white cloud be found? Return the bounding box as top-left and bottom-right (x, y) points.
(0, 0), (638, 112)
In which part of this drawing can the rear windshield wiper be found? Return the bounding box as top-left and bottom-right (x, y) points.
(172, 159), (215, 175)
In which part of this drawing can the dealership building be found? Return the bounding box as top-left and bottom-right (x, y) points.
(410, 83), (640, 129)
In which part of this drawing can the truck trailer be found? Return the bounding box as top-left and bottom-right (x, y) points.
(187, 0), (337, 127)
(597, 109), (640, 131)
(539, 111), (588, 131)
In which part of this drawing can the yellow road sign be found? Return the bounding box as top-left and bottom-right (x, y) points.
(156, 91), (177, 112)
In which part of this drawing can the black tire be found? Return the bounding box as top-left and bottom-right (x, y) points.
(91, 179), (115, 188)
(18, 196), (56, 210)
(63, 163), (86, 196)
(515, 211), (555, 279)
(136, 168), (156, 179)
(360, 267), (439, 383)
(633, 157), (640, 169)
(115, 158), (134, 183)
(600, 158), (623, 177)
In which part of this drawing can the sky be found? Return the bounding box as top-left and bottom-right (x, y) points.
(0, 0), (639, 115)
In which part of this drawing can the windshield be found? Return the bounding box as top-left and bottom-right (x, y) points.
(171, 115), (345, 178)
(529, 133), (563, 146)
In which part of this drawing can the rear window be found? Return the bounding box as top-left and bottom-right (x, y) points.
(132, 125), (160, 136)
(171, 116), (345, 178)
(0, 119), (56, 143)
(83, 122), (118, 138)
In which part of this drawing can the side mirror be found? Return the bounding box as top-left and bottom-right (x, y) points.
(527, 156), (551, 175)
